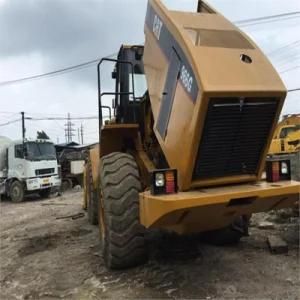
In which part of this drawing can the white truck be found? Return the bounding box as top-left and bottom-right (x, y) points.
(0, 136), (61, 202)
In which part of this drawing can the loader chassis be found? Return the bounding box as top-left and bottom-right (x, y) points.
(84, 0), (300, 269)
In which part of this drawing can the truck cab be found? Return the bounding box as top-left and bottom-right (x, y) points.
(0, 138), (61, 202)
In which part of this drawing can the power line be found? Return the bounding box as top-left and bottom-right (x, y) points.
(0, 52), (118, 87)
(0, 114), (104, 128)
(235, 11), (300, 25)
(26, 116), (99, 121)
(24, 111), (72, 117)
(267, 40), (300, 56)
(273, 52), (300, 64)
(288, 88), (300, 93)
(275, 55), (300, 68)
(1, 111), (97, 118)
(238, 16), (300, 28)
(280, 66), (300, 74)
(0, 13), (298, 91)
(0, 118), (21, 127)
(0, 14), (298, 89)
(0, 111), (18, 115)
(0, 12), (299, 89)
(0, 61), (98, 87)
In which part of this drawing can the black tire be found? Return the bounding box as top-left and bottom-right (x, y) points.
(202, 216), (249, 246)
(39, 188), (51, 199)
(62, 179), (72, 192)
(87, 160), (98, 225)
(10, 181), (24, 203)
(99, 152), (147, 269)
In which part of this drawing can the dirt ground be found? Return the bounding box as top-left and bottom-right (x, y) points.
(0, 190), (299, 300)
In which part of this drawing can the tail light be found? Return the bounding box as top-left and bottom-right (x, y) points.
(150, 169), (178, 195)
(266, 159), (291, 182)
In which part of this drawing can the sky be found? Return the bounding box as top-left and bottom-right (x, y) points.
(0, 0), (299, 144)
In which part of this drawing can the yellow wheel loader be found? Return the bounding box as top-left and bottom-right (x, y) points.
(83, 0), (300, 269)
(269, 114), (300, 155)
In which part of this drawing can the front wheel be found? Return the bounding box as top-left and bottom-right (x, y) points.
(99, 152), (147, 269)
(10, 181), (24, 203)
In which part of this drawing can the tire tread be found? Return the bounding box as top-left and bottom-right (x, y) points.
(100, 152), (147, 269)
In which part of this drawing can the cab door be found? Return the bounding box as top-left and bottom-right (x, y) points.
(156, 49), (181, 140)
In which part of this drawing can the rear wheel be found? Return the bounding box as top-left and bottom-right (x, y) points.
(62, 179), (72, 192)
(10, 181), (24, 203)
(202, 216), (249, 246)
(99, 152), (147, 269)
(39, 188), (51, 199)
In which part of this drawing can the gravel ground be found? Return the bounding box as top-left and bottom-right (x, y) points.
(0, 190), (299, 299)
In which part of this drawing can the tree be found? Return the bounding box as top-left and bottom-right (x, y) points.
(37, 131), (50, 140)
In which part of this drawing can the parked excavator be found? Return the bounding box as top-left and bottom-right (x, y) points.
(83, 0), (300, 269)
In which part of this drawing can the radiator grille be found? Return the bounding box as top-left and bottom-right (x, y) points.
(193, 98), (278, 180)
(35, 168), (55, 176)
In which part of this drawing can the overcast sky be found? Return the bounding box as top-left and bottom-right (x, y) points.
(0, 0), (299, 144)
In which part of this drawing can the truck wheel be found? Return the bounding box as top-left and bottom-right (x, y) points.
(99, 152), (147, 269)
(87, 160), (98, 225)
(62, 179), (72, 191)
(202, 216), (249, 246)
(39, 188), (51, 199)
(10, 181), (24, 203)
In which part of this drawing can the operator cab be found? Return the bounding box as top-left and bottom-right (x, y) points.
(113, 45), (146, 124)
(98, 45), (147, 127)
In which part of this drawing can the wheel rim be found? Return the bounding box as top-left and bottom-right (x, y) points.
(12, 185), (21, 200)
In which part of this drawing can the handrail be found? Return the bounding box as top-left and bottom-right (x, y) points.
(97, 58), (136, 146)
(101, 105), (112, 121)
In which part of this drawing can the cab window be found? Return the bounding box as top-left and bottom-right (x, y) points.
(279, 127), (298, 139)
(15, 145), (24, 158)
(129, 73), (147, 100)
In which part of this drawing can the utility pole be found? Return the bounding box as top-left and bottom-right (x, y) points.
(21, 111), (26, 157)
(80, 124), (84, 144)
(64, 113), (75, 143)
(21, 111), (26, 140)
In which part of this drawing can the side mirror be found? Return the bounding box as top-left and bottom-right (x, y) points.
(112, 98), (115, 109)
(112, 71), (117, 79)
